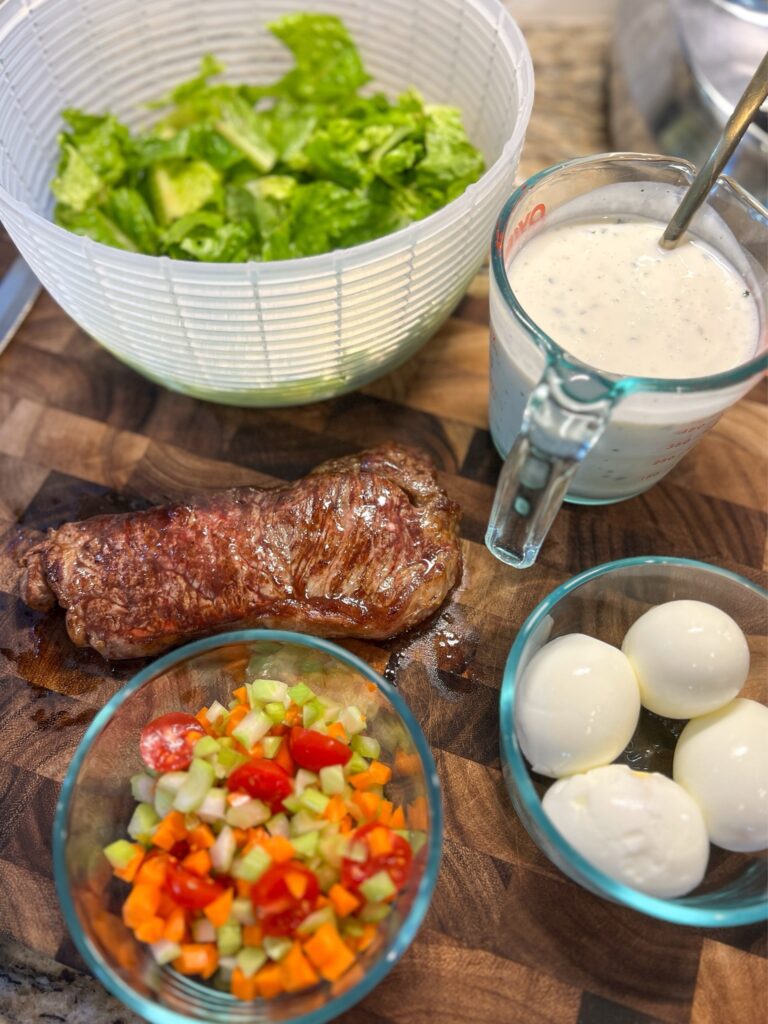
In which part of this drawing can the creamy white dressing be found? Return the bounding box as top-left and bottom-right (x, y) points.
(507, 217), (759, 379)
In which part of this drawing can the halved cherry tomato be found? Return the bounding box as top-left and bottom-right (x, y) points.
(227, 759), (293, 813)
(289, 726), (351, 771)
(165, 862), (224, 910)
(341, 823), (412, 894)
(251, 861), (319, 936)
(139, 712), (205, 772)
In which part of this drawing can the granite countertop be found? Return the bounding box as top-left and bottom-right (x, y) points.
(0, 19), (611, 1024)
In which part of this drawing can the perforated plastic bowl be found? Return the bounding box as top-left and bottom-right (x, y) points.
(0, 0), (533, 405)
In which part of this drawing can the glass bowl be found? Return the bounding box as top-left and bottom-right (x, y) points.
(53, 630), (442, 1023)
(0, 0), (533, 406)
(499, 556), (768, 927)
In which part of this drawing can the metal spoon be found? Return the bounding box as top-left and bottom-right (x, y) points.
(660, 50), (768, 249)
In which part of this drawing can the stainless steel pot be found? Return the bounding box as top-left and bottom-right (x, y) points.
(610, 0), (768, 203)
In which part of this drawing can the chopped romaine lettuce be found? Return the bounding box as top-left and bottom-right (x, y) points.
(50, 12), (484, 262)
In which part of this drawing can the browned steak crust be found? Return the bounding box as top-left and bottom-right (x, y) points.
(20, 444), (462, 659)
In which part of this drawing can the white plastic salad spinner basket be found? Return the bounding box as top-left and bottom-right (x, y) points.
(0, 0), (533, 406)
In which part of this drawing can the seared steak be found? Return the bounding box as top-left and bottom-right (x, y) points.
(20, 444), (462, 659)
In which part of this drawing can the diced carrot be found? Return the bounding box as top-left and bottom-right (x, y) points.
(357, 923), (378, 952)
(173, 944), (219, 980)
(377, 799), (394, 826)
(303, 922), (343, 967)
(263, 835), (295, 864)
(242, 827), (269, 853)
(316, 895), (331, 909)
(329, 884), (360, 918)
(195, 707), (210, 730)
(366, 826), (394, 858)
(283, 705), (301, 726)
(137, 856), (169, 888)
(255, 963), (284, 999)
(285, 869), (308, 900)
(182, 849), (212, 877)
(394, 749), (421, 776)
(152, 810), (188, 852)
(274, 739), (295, 775)
(232, 685), (248, 705)
(189, 824), (215, 850)
(348, 770), (375, 791)
(368, 761), (392, 785)
(319, 944), (356, 982)
(122, 883), (161, 929)
(323, 794), (347, 823)
(203, 887), (233, 928)
(352, 791), (381, 822)
(163, 906), (186, 943)
(231, 966), (258, 1001)
(339, 815), (354, 834)
(407, 795), (428, 831)
(113, 845), (145, 883)
(280, 942), (319, 993)
(134, 916), (165, 944)
(327, 721), (348, 743)
(231, 827), (249, 847)
(225, 704), (249, 735)
(249, 742), (264, 759)
(242, 923), (263, 947)
(388, 806), (406, 830)
(236, 879), (252, 898)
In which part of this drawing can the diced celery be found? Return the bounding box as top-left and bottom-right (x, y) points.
(219, 737), (234, 749)
(290, 810), (323, 836)
(237, 946), (267, 978)
(302, 698), (326, 728)
(192, 918), (217, 943)
(174, 758), (215, 813)
(154, 787), (175, 818)
(319, 765), (345, 796)
(249, 678), (289, 705)
(410, 831), (427, 855)
(232, 846), (272, 882)
(157, 770), (188, 794)
(233, 710), (272, 749)
(103, 839), (138, 870)
(344, 752), (369, 776)
(321, 703), (341, 723)
(345, 840), (368, 863)
(197, 787), (227, 823)
(193, 735), (219, 759)
(351, 734), (381, 759)
(300, 788), (330, 815)
(359, 902), (393, 923)
(217, 746), (247, 772)
(309, 721), (328, 735)
(281, 795), (301, 814)
(217, 922), (242, 956)
(226, 798), (270, 829)
(264, 701), (285, 724)
(340, 706), (366, 736)
(291, 830), (320, 858)
(231, 897), (256, 925)
(360, 870), (396, 903)
(288, 681), (315, 706)
(263, 935), (292, 961)
(210, 825), (237, 873)
(130, 772), (156, 803)
(262, 736), (282, 759)
(318, 833), (348, 869)
(206, 700), (228, 724)
(127, 802), (159, 842)
(266, 812), (290, 838)
(315, 863), (339, 893)
(296, 905), (336, 936)
(151, 939), (181, 965)
(294, 769), (318, 795)
(342, 919), (365, 938)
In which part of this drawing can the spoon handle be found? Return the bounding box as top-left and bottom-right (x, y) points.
(661, 50), (768, 249)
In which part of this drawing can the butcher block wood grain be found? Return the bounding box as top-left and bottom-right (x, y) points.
(0, 22), (766, 1024)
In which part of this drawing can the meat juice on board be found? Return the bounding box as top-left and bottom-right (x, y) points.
(489, 182), (762, 503)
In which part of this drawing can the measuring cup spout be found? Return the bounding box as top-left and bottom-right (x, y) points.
(485, 362), (617, 568)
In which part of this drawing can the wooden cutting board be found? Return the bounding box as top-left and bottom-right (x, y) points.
(0, 23), (766, 1024)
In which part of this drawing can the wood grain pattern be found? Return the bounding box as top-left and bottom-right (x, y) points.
(1, 20), (766, 1024)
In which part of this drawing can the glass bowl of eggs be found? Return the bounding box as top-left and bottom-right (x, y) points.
(499, 556), (767, 926)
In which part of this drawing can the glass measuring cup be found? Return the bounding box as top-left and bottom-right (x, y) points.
(486, 153), (767, 568)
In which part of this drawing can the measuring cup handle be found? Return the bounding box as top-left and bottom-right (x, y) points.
(485, 365), (616, 568)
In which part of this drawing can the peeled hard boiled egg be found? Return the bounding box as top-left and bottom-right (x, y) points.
(543, 764), (710, 898)
(621, 600), (749, 718)
(515, 633), (640, 778)
(673, 698), (768, 852)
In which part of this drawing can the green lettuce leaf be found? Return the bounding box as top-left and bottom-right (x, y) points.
(269, 13), (369, 102)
